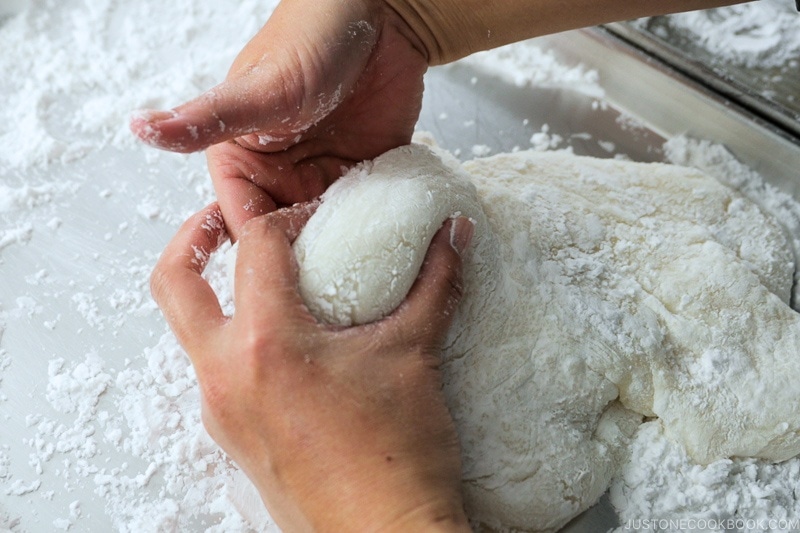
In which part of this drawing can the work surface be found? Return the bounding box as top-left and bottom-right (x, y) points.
(2, 0), (800, 531)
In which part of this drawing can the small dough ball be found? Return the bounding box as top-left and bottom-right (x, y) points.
(292, 144), (485, 326)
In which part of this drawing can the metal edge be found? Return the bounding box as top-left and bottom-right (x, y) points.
(603, 21), (800, 140)
(536, 28), (800, 198)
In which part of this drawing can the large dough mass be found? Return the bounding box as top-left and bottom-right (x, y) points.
(241, 143), (800, 531)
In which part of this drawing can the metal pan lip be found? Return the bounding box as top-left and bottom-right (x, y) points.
(604, 21), (800, 141)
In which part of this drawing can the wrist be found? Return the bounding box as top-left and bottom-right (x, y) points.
(247, 412), (469, 532)
(375, 0), (433, 64)
(382, 0), (748, 65)
(382, 0), (503, 65)
(255, 473), (472, 532)
(296, 459), (470, 532)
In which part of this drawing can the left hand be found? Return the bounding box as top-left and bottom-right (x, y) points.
(131, 0), (429, 241)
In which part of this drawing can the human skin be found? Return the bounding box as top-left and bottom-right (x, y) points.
(150, 202), (475, 531)
(136, 0), (746, 529)
(132, 0), (427, 241)
(130, 0), (743, 241)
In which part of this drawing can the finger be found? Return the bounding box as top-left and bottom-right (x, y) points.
(206, 143), (339, 241)
(387, 217), (474, 346)
(232, 203), (318, 320)
(151, 204), (228, 357)
(207, 143), (279, 242)
(128, 0), (379, 154)
(129, 68), (305, 154)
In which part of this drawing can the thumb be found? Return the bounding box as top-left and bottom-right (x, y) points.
(390, 217), (474, 346)
(129, 67), (308, 153)
(129, 0), (380, 154)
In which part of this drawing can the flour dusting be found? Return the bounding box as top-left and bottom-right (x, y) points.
(611, 421), (800, 532)
(605, 137), (800, 531)
(631, 0), (800, 69)
(2, 0), (800, 531)
(459, 41), (603, 97)
(253, 139), (800, 531)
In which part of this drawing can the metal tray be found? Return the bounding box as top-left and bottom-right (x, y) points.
(2, 21), (799, 532)
(605, 14), (800, 140)
(422, 27), (799, 190)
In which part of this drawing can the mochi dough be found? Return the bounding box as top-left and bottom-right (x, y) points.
(291, 145), (487, 326)
(228, 142), (800, 532)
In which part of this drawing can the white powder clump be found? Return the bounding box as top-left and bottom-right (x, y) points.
(459, 41), (603, 97)
(632, 0), (800, 69)
(0, 449), (9, 481)
(611, 421), (800, 532)
(0, 224), (33, 252)
(471, 144), (492, 157)
(0, 350), (9, 402)
(529, 123), (563, 151)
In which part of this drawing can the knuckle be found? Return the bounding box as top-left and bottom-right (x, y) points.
(240, 330), (273, 363)
(240, 213), (274, 241)
(236, 324), (295, 375)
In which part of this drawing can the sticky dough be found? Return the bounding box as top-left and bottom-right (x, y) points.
(292, 144), (485, 326)
(228, 142), (800, 532)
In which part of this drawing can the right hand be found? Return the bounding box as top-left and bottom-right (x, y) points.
(150, 203), (474, 531)
(131, 0), (429, 241)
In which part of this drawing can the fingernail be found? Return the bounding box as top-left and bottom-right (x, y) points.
(131, 109), (178, 123)
(450, 217), (474, 256)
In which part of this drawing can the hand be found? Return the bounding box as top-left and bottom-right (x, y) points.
(131, 0), (429, 241)
(150, 202), (474, 531)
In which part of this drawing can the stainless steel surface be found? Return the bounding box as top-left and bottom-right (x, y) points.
(606, 20), (800, 138)
(423, 27), (799, 197)
(420, 63), (666, 163)
(2, 17), (799, 530)
(605, 12), (800, 139)
(547, 28), (800, 196)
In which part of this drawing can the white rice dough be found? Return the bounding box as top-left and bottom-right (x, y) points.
(228, 143), (800, 532)
(291, 144), (486, 326)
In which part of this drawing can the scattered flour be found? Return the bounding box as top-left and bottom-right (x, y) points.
(0, 224), (33, 252)
(1, 0), (281, 530)
(611, 421), (800, 533)
(3, 0), (800, 532)
(0, 350), (7, 409)
(631, 0), (800, 69)
(529, 124), (564, 151)
(471, 144), (493, 157)
(22, 309), (275, 531)
(0, 0), (278, 171)
(459, 41), (603, 98)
